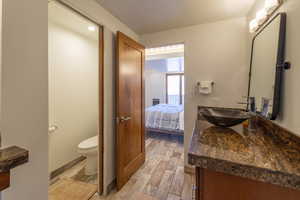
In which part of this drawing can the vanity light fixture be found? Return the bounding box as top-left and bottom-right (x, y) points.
(249, 19), (259, 33)
(256, 9), (268, 25)
(265, 0), (280, 14)
(88, 26), (96, 32)
(249, 0), (282, 33)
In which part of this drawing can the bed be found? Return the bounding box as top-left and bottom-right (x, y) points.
(145, 104), (184, 135)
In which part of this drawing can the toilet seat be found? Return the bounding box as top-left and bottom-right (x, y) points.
(78, 135), (98, 150)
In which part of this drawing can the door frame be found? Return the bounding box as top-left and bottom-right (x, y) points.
(50, 0), (104, 194)
(116, 31), (146, 190)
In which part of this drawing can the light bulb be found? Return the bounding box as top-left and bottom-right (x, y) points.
(249, 19), (259, 33)
(265, 0), (280, 14)
(88, 26), (96, 32)
(256, 8), (268, 25)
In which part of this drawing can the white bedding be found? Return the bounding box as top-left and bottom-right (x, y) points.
(145, 104), (184, 132)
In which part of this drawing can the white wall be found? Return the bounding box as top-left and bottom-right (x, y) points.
(145, 59), (167, 107)
(1, 0), (48, 199)
(141, 17), (249, 166)
(60, 0), (139, 195)
(48, 19), (99, 172)
(247, 0), (300, 136)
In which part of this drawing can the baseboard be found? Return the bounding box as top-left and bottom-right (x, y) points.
(106, 178), (116, 195)
(184, 165), (195, 174)
(50, 156), (86, 179)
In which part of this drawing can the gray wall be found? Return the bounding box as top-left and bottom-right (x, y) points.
(1, 0), (49, 199)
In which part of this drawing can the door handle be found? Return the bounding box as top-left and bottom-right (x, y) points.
(119, 116), (131, 123)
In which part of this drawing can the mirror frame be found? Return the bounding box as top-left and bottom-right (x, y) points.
(248, 12), (287, 120)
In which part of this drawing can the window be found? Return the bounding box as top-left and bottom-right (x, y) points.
(167, 57), (184, 72)
(166, 56), (184, 105)
(166, 73), (184, 105)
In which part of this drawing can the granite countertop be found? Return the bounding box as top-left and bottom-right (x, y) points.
(188, 116), (300, 191)
(0, 146), (29, 172)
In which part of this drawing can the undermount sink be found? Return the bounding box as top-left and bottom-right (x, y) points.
(199, 107), (251, 127)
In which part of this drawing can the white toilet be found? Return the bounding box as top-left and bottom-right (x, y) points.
(78, 135), (98, 175)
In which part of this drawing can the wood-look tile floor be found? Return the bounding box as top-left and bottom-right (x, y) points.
(92, 133), (195, 200)
(50, 159), (98, 186)
(49, 159), (98, 200)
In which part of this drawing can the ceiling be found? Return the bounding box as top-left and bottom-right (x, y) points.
(49, 1), (99, 41)
(96, 0), (256, 34)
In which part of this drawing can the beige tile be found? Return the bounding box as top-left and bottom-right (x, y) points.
(131, 191), (159, 200)
(148, 160), (168, 187)
(166, 194), (181, 200)
(49, 178), (97, 200)
(169, 166), (184, 196)
(155, 170), (175, 200)
(143, 182), (158, 197)
(181, 173), (194, 200)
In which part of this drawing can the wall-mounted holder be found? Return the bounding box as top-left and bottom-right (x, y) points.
(197, 81), (214, 95)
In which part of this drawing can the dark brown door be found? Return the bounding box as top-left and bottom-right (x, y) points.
(116, 31), (145, 190)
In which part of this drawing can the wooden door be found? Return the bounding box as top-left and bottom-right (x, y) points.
(116, 31), (145, 190)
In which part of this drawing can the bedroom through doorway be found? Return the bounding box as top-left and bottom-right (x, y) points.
(144, 43), (185, 176)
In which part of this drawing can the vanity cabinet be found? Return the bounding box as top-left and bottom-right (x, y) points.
(195, 167), (300, 200)
(189, 110), (300, 200)
(0, 172), (10, 191)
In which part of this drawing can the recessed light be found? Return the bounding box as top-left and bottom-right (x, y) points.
(88, 26), (96, 32)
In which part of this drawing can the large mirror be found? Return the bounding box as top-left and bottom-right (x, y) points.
(248, 13), (288, 120)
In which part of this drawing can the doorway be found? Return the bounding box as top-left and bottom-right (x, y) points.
(48, 0), (104, 198)
(145, 44), (185, 136)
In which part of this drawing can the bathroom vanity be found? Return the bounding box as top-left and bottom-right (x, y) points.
(188, 11), (299, 200)
(188, 108), (300, 200)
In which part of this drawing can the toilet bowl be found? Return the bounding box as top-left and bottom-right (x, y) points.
(78, 135), (98, 175)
